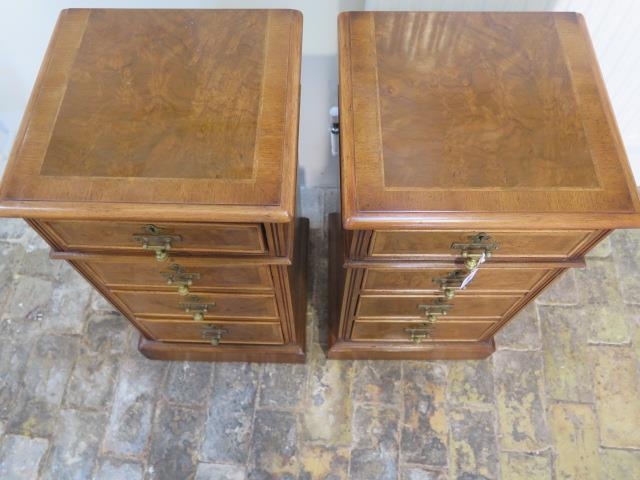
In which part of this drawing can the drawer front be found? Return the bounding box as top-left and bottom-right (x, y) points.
(351, 320), (495, 342)
(113, 291), (278, 319)
(83, 260), (272, 291)
(356, 294), (522, 318)
(140, 320), (284, 345)
(369, 230), (594, 259)
(42, 220), (266, 254)
(362, 267), (550, 293)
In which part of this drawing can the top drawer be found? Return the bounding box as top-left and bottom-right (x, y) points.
(39, 220), (266, 255)
(368, 230), (597, 260)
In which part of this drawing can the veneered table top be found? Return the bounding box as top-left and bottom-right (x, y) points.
(338, 11), (640, 229)
(0, 9), (302, 222)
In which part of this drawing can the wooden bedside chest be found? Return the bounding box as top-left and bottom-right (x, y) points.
(328, 11), (640, 360)
(0, 9), (308, 363)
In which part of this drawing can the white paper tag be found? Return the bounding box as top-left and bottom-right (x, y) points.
(459, 268), (478, 290)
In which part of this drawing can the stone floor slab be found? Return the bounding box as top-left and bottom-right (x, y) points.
(600, 448), (640, 480)
(495, 303), (541, 350)
(350, 447), (397, 480)
(549, 403), (601, 480)
(6, 334), (79, 437)
(611, 229), (640, 302)
(499, 451), (551, 480)
(1, 276), (53, 338)
(449, 408), (499, 480)
(41, 409), (105, 480)
(64, 352), (119, 410)
(247, 410), (299, 478)
(536, 269), (579, 306)
(352, 360), (402, 406)
(401, 362), (448, 467)
(303, 352), (354, 446)
(40, 271), (92, 334)
(493, 350), (550, 452)
(0, 338), (31, 418)
(258, 363), (307, 409)
(148, 403), (204, 480)
(195, 463), (246, 480)
(298, 445), (349, 480)
(162, 361), (214, 407)
(353, 403), (399, 452)
(84, 311), (130, 355)
(400, 466), (448, 480)
(201, 363), (260, 464)
(102, 357), (166, 457)
(575, 260), (631, 344)
(0, 434), (49, 480)
(447, 359), (494, 406)
(94, 458), (144, 480)
(592, 346), (640, 448)
(539, 306), (594, 402)
(0, 243), (25, 308)
(0, 218), (27, 241)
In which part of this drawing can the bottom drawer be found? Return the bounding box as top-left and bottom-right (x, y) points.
(139, 320), (284, 345)
(351, 320), (496, 342)
(357, 294), (522, 318)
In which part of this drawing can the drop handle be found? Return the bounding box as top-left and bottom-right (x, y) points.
(201, 325), (228, 346)
(162, 264), (200, 296)
(133, 233), (182, 262)
(450, 233), (498, 270)
(180, 302), (216, 322)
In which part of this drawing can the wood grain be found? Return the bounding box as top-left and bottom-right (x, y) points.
(0, 9), (303, 222)
(351, 320), (496, 342)
(0, 9), (306, 363)
(139, 319), (284, 345)
(356, 294), (522, 318)
(338, 11), (640, 229)
(41, 10), (264, 180)
(331, 12), (638, 360)
(361, 266), (551, 293)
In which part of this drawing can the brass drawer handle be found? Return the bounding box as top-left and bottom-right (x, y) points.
(162, 264), (201, 296)
(450, 233), (498, 270)
(432, 270), (469, 300)
(201, 325), (228, 346)
(404, 326), (433, 344)
(417, 303), (452, 317)
(133, 233), (182, 262)
(179, 301), (216, 321)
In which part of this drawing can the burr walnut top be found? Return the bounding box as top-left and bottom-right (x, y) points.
(338, 11), (640, 229)
(0, 9), (302, 222)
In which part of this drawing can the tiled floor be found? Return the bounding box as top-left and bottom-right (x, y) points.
(1, 187), (639, 479)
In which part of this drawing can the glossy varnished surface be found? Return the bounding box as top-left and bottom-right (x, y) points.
(41, 10), (265, 180)
(376, 13), (595, 190)
(0, 9), (302, 222)
(339, 12), (640, 229)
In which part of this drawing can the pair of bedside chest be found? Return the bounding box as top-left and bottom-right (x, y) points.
(1, 9), (639, 363)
